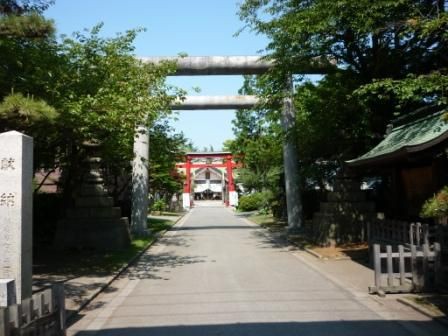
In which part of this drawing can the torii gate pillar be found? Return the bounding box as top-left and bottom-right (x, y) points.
(226, 155), (238, 207)
(131, 125), (149, 235)
(182, 158), (192, 209)
(282, 75), (302, 232)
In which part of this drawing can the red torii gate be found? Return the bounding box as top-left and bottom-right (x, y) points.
(176, 152), (240, 208)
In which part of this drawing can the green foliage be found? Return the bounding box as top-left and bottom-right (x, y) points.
(239, 0), (447, 113)
(43, 25), (183, 196)
(149, 120), (189, 197)
(356, 71), (448, 110)
(0, 1), (54, 38)
(147, 217), (175, 232)
(151, 199), (167, 213)
(52, 25), (180, 164)
(236, 0), (448, 183)
(421, 186), (448, 218)
(238, 191), (272, 212)
(0, 5), (185, 201)
(0, 92), (57, 121)
(234, 0), (448, 227)
(0, 12), (54, 37)
(0, 1), (54, 14)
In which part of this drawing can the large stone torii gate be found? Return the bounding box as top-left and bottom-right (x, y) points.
(131, 56), (326, 235)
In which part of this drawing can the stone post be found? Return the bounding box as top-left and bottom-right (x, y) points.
(131, 125), (149, 235)
(281, 76), (303, 232)
(0, 131), (33, 303)
(0, 279), (16, 307)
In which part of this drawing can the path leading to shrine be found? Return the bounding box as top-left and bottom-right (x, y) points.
(69, 207), (446, 336)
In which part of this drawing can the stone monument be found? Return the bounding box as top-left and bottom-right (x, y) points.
(311, 175), (376, 246)
(0, 131), (33, 303)
(54, 142), (131, 250)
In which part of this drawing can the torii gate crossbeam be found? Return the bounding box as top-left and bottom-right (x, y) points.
(131, 56), (323, 235)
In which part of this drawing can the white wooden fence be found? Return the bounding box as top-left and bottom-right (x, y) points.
(369, 243), (442, 295)
(368, 220), (433, 247)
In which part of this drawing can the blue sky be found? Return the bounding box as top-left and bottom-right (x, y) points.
(45, 0), (269, 150)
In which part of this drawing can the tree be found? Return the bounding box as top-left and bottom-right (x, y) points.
(228, 75), (284, 216)
(1, 17), (184, 199)
(149, 120), (190, 200)
(234, 1), (447, 222)
(47, 25), (182, 198)
(0, 0), (54, 38)
(0, 0), (62, 172)
(355, 2), (447, 111)
(239, 0), (447, 120)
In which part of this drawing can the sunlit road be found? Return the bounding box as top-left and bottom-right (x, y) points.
(70, 206), (447, 336)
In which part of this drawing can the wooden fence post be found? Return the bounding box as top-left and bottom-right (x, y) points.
(0, 308), (9, 336)
(434, 242), (442, 288)
(53, 283), (66, 334)
(398, 245), (405, 286)
(416, 223), (421, 246)
(386, 245), (393, 287)
(9, 304), (21, 331)
(409, 223), (414, 246)
(422, 244), (430, 289)
(422, 223), (429, 246)
(373, 244), (381, 291)
(411, 244), (420, 291)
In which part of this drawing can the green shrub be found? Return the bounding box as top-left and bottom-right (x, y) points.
(151, 199), (166, 213)
(238, 191), (272, 212)
(421, 186), (448, 218)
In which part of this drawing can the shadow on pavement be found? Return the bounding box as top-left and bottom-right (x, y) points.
(157, 234), (193, 248)
(72, 320), (447, 336)
(250, 228), (291, 250)
(170, 225), (257, 231)
(120, 252), (207, 280)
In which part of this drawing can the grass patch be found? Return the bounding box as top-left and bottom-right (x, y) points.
(410, 296), (448, 316)
(149, 211), (183, 216)
(34, 236), (155, 277)
(148, 217), (175, 232)
(248, 213), (286, 227)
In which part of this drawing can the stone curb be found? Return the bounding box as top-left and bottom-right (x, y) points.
(397, 297), (448, 327)
(66, 213), (186, 322)
(304, 247), (325, 259)
(303, 247), (352, 261)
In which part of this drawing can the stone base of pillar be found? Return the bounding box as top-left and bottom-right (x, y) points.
(182, 193), (191, 210)
(229, 191), (238, 207)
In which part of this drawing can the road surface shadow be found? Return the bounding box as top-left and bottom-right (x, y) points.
(157, 234), (193, 248)
(170, 225), (257, 231)
(72, 319), (447, 336)
(120, 252), (207, 280)
(250, 228), (291, 250)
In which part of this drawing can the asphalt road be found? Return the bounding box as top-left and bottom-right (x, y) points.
(71, 206), (447, 336)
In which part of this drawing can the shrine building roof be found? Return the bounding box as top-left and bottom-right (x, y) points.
(347, 107), (448, 167)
